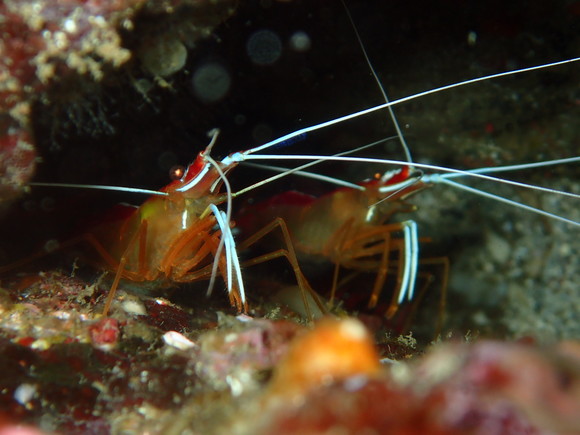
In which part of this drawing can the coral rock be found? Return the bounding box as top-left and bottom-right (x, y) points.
(268, 317), (382, 398)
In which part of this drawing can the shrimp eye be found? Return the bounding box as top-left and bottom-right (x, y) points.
(169, 165), (186, 181)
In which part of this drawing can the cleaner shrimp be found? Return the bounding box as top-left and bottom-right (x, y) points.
(219, 0), (580, 337)
(1, 1), (578, 337)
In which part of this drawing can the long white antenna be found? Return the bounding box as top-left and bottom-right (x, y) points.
(241, 162), (364, 190)
(432, 177), (579, 227)
(234, 153), (580, 226)
(340, 0), (413, 164)
(233, 137), (398, 197)
(238, 154), (580, 198)
(30, 182), (168, 196)
(223, 57), (580, 162)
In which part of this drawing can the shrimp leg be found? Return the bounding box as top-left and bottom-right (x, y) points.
(103, 220), (150, 316)
(236, 217), (327, 320)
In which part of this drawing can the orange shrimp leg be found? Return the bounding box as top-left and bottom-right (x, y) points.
(171, 233), (248, 313)
(235, 217), (327, 320)
(0, 227), (154, 316)
(418, 256), (450, 336)
(102, 220), (150, 316)
(392, 256), (450, 337)
(149, 208), (248, 313)
(334, 225), (399, 309)
(159, 216), (217, 277)
(326, 219), (420, 319)
(327, 218), (356, 305)
(163, 217), (318, 316)
(97, 211), (246, 315)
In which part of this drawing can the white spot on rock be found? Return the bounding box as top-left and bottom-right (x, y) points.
(163, 331), (196, 350)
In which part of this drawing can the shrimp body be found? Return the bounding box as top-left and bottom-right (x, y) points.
(69, 138), (247, 313)
(117, 167), (225, 278)
(249, 170), (415, 254)
(237, 166), (426, 313)
(97, 191), (217, 281)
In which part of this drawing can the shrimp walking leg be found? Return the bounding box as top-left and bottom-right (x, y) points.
(103, 221), (149, 316)
(393, 257), (451, 337)
(327, 222), (404, 313)
(236, 217), (327, 319)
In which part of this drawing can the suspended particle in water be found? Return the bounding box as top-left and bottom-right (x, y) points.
(234, 114), (247, 125)
(467, 31), (477, 46)
(40, 196), (56, 212)
(246, 29), (283, 65)
(44, 239), (60, 254)
(252, 123), (274, 143)
(289, 31), (311, 52)
(140, 37), (187, 77)
(133, 78), (154, 98)
(191, 61), (232, 103)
